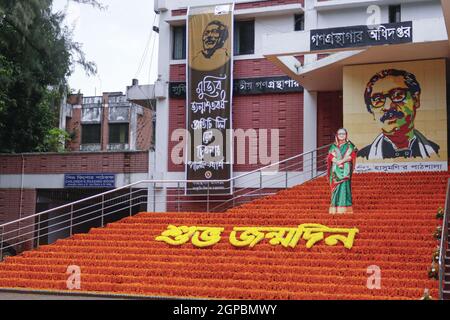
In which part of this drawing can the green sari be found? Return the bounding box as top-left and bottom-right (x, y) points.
(327, 141), (357, 214)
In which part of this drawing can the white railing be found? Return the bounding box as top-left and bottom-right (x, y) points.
(0, 144), (331, 261)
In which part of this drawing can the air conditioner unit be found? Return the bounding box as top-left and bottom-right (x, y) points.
(154, 0), (168, 13)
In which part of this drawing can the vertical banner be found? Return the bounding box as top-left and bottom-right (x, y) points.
(186, 4), (234, 195)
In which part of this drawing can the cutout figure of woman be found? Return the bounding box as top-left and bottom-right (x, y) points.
(327, 128), (357, 214)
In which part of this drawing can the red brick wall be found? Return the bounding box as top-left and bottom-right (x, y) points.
(170, 59), (287, 81)
(66, 107), (81, 151)
(168, 57), (304, 173)
(168, 93), (303, 172)
(0, 189), (36, 224)
(170, 64), (186, 82)
(137, 108), (153, 151)
(0, 189), (36, 251)
(0, 152), (149, 174)
(317, 91), (343, 148)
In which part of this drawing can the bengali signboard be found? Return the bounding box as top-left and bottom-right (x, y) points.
(310, 21), (412, 51)
(64, 173), (116, 188)
(169, 76), (302, 98)
(186, 4), (234, 195)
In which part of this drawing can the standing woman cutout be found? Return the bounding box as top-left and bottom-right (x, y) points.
(327, 128), (357, 214)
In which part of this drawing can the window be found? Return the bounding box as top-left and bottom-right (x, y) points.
(294, 13), (304, 31)
(389, 5), (401, 23)
(234, 20), (254, 56)
(172, 25), (186, 60)
(109, 123), (129, 144)
(81, 124), (101, 144)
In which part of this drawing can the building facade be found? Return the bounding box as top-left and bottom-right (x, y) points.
(1, 0), (449, 230)
(126, 0), (450, 211)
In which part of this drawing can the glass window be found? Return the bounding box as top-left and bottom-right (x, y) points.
(172, 25), (186, 60)
(234, 20), (254, 56)
(109, 123), (129, 144)
(294, 13), (304, 31)
(389, 5), (401, 23)
(81, 124), (101, 144)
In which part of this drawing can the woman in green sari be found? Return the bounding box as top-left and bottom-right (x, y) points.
(327, 128), (357, 214)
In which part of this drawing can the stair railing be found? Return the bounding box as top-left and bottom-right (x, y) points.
(438, 178), (450, 300)
(0, 144), (331, 261)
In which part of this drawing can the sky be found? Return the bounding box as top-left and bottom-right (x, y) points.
(52, 0), (159, 96)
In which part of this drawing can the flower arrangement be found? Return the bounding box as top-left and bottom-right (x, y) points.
(432, 246), (440, 263)
(436, 207), (444, 219)
(427, 262), (438, 280)
(433, 226), (442, 240)
(0, 171), (447, 300)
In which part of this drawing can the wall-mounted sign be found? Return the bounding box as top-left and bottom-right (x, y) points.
(64, 173), (116, 188)
(310, 21), (412, 51)
(169, 76), (303, 98)
(186, 4), (234, 195)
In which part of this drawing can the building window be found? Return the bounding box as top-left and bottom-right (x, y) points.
(234, 20), (254, 56)
(172, 25), (186, 60)
(389, 5), (401, 23)
(294, 13), (304, 31)
(109, 123), (129, 144)
(81, 124), (101, 144)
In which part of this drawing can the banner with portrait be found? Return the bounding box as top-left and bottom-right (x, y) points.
(343, 59), (448, 173)
(186, 4), (234, 194)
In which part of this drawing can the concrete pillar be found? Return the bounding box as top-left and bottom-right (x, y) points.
(148, 10), (170, 212)
(303, 0), (319, 176)
(129, 105), (138, 151)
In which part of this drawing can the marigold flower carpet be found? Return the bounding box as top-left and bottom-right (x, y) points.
(0, 172), (448, 299)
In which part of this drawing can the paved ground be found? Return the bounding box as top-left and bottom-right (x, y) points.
(0, 291), (130, 300)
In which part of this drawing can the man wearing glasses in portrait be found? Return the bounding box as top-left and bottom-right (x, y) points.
(357, 69), (440, 160)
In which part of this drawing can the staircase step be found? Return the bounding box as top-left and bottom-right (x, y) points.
(0, 171), (447, 300)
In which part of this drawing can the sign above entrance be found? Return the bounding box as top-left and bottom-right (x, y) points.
(310, 21), (412, 51)
(169, 76), (303, 99)
(64, 173), (116, 188)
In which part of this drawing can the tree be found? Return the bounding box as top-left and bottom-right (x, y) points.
(0, 0), (102, 153)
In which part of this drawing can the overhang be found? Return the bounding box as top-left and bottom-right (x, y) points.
(263, 16), (450, 91)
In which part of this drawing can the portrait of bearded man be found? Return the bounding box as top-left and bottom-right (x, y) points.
(191, 20), (230, 71)
(357, 69), (440, 160)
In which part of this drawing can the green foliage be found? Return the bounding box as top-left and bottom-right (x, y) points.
(0, 0), (101, 153)
(37, 128), (71, 153)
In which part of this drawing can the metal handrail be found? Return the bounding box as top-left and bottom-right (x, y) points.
(0, 144), (331, 229)
(0, 144), (331, 260)
(438, 178), (450, 300)
(212, 157), (328, 211)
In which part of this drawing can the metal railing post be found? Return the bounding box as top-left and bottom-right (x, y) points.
(101, 194), (105, 227)
(69, 204), (73, 237)
(153, 183), (156, 212)
(285, 170), (288, 189)
(177, 182), (181, 212)
(311, 151), (314, 179)
(0, 226), (4, 261)
(36, 214), (41, 248)
(207, 182), (210, 213)
(129, 187), (133, 217)
(259, 170), (262, 190)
